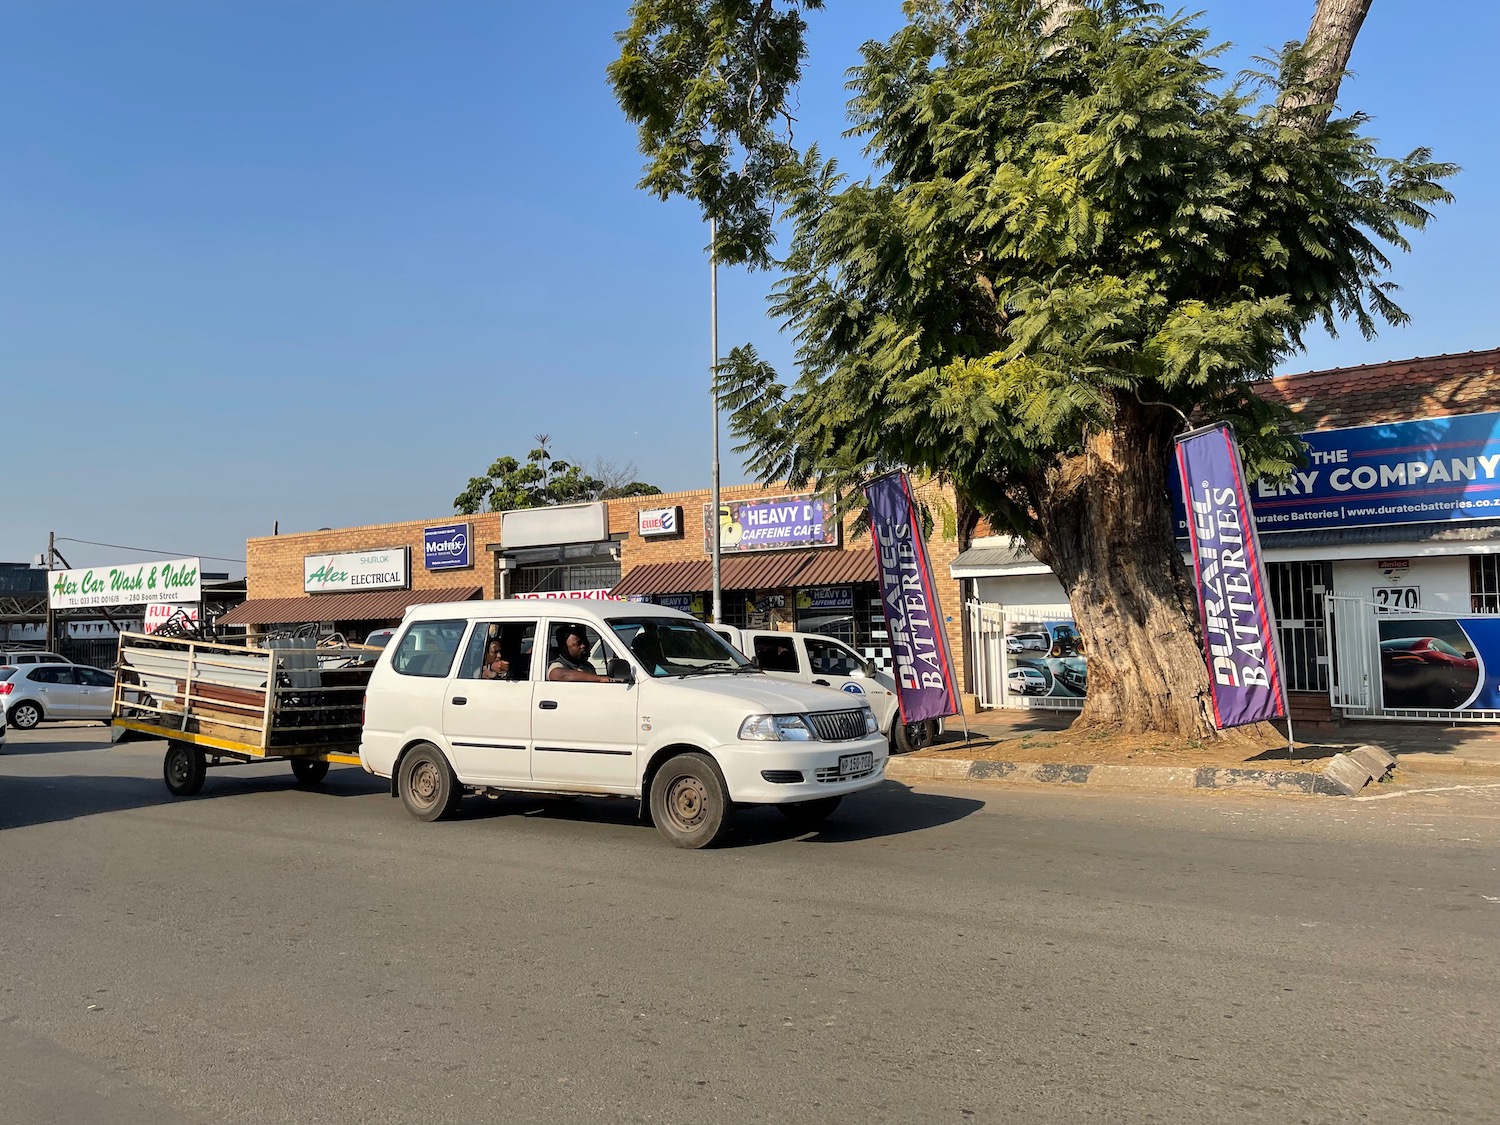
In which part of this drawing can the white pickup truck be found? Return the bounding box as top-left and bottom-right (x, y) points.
(709, 625), (939, 754)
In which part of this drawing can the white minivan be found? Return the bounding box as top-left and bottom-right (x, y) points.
(359, 601), (890, 848)
(710, 625), (940, 753)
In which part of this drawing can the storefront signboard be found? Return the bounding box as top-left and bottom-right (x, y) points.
(865, 473), (961, 723)
(638, 507), (683, 537)
(655, 593), (705, 614)
(797, 586), (854, 611)
(49, 556), (202, 610)
(1171, 410), (1500, 534)
(513, 589), (626, 601)
(1175, 424), (1287, 729)
(424, 523), (472, 570)
(304, 548), (409, 594)
(144, 603), (200, 633)
(703, 493), (839, 553)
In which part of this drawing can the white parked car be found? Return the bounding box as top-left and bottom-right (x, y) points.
(1, 663), (115, 728)
(710, 625), (940, 753)
(0, 650), (72, 666)
(1007, 666), (1050, 696)
(360, 602), (890, 849)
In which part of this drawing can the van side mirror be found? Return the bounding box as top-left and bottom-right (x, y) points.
(606, 658), (634, 683)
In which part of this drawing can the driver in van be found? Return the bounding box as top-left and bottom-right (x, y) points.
(547, 624), (616, 683)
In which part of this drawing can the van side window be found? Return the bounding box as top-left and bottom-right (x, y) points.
(391, 620), (465, 678)
(753, 636), (800, 673)
(805, 637), (861, 676)
(457, 621), (537, 681)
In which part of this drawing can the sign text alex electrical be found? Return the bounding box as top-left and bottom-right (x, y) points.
(304, 548), (410, 593)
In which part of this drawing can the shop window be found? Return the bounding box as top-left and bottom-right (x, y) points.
(512, 560), (621, 595)
(1471, 556), (1500, 613)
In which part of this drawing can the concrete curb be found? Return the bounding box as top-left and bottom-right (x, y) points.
(888, 756), (1349, 796)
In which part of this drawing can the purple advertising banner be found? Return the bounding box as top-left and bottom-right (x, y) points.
(865, 473), (961, 724)
(1175, 425), (1288, 728)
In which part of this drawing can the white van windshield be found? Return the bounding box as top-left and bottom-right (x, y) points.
(608, 618), (757, 678)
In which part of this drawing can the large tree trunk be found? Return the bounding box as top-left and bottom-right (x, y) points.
(1281, 0), (1373, 132)
(1029, 401), (1219, 738)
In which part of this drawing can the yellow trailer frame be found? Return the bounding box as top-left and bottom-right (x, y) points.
(112, 631), (374, 796)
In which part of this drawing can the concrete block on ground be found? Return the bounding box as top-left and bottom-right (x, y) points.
(1350, 744), (1397, 779)
(1321, 753), (1376, 796)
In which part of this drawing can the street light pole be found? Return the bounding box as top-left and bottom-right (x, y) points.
(709, 216), (723, 624)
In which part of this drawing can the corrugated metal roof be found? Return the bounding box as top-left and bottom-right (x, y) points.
(219, 586), (482, 626)
(613, 551), (877, 597)
(950, 544), (1044, 575)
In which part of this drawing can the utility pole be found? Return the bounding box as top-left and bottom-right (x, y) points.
(710, 216), (722, 624)
(45, 531), (57, 651)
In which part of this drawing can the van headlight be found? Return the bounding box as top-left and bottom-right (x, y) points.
(739, 714), (815, 742)
(862, 706), (878, 734)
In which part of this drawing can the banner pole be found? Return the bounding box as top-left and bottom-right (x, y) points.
(1285, 712), (1296, 760)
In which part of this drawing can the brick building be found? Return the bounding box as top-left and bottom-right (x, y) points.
(221, 480), (969, 691)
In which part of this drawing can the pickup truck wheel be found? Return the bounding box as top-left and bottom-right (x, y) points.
(290, 758), (330, 786)
(163, 741), (207, 797)
(776, 795), (842, 828)
(399, 744), (459, 822)
(9, 701), (43, 731)
(649, 753), (730, 849)
(893, 719), (938, 755)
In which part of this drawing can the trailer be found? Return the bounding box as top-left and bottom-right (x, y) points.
(112, 631), (375, 796)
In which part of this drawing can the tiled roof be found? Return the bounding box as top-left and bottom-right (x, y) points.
(613, 551), (876, 597)
(220, 586), (482, 626)
(1256, 347), (1500, 430)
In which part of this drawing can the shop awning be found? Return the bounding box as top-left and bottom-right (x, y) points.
(218, 586), (483, 626)
(613, 552), (876, 598)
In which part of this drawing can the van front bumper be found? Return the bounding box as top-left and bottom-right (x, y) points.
(718, 735), (889, 803)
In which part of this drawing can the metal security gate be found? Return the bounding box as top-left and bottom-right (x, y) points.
(1268, 561), (1329, 692)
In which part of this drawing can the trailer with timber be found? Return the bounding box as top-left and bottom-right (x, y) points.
(111, 631), (375, 796)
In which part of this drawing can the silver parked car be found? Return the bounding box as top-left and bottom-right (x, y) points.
(0, 663), (115, 729)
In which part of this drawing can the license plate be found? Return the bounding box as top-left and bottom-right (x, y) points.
(839, 752), (874, 776)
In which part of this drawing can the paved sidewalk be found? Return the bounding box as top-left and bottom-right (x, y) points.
(885, 708), (1500, 795)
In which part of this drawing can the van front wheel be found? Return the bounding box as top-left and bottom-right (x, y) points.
(399, 744), (460, 821)
(649, 753), (730, 849)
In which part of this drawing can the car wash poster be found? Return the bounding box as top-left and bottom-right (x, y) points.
(1175, 424), (1287, 728)
(1378, 617), (1500, 711)
(1004, 622), (1088, 699)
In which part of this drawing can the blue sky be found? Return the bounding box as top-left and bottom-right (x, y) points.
(3, 1), (1496, 573)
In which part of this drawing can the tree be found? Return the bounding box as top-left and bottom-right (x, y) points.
(454, 437), (662, 513)
(612, 0), (1453, 737)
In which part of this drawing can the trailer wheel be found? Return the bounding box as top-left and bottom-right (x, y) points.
(399, 743), (460, 822)
(164, 741), (207, 797)
(290, 759), (330, 787)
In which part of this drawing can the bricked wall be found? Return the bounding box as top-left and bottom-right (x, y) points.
(245, 514), (503, 600)
(244, 482), (969, 692)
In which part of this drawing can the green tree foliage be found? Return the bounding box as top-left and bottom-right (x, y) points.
(611, 0), (1453, 735)
(454, 437), (662, 514)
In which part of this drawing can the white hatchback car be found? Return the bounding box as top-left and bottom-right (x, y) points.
(1, 663), (116, 728)
(360, 601), (890, 848)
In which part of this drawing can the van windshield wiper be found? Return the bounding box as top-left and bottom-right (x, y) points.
(675, 661), (756, 677)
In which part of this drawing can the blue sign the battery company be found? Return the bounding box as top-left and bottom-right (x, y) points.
(1172, 410), (1500, 534)
(424, 523), (472, 570)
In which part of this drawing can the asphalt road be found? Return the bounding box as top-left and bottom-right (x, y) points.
(2, 726), (1497, 1125)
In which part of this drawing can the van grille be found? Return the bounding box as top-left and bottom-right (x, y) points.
(808, 709), (868, 742)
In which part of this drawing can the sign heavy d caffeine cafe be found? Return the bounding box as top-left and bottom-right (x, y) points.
(49, 556), (202, 610)
(304, 548), (410, 593)
(703, 493), (839, 554)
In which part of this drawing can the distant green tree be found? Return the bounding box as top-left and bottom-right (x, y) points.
(612, 0), (1453, 737)
(454, 437), (661, 513)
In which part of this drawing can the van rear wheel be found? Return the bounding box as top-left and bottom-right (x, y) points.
(290, 758), (330, 786)
(649, 753), (730, 849)
(399, 744), (460, 821)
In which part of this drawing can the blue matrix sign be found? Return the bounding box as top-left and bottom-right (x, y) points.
(1172, 411), (1500, 534)
(423, 523), (472, 570)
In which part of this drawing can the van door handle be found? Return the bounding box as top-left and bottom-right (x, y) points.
(539, 700), (558, 710)
(813, 679), (830, 686)
(451, 697), (467, 706)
